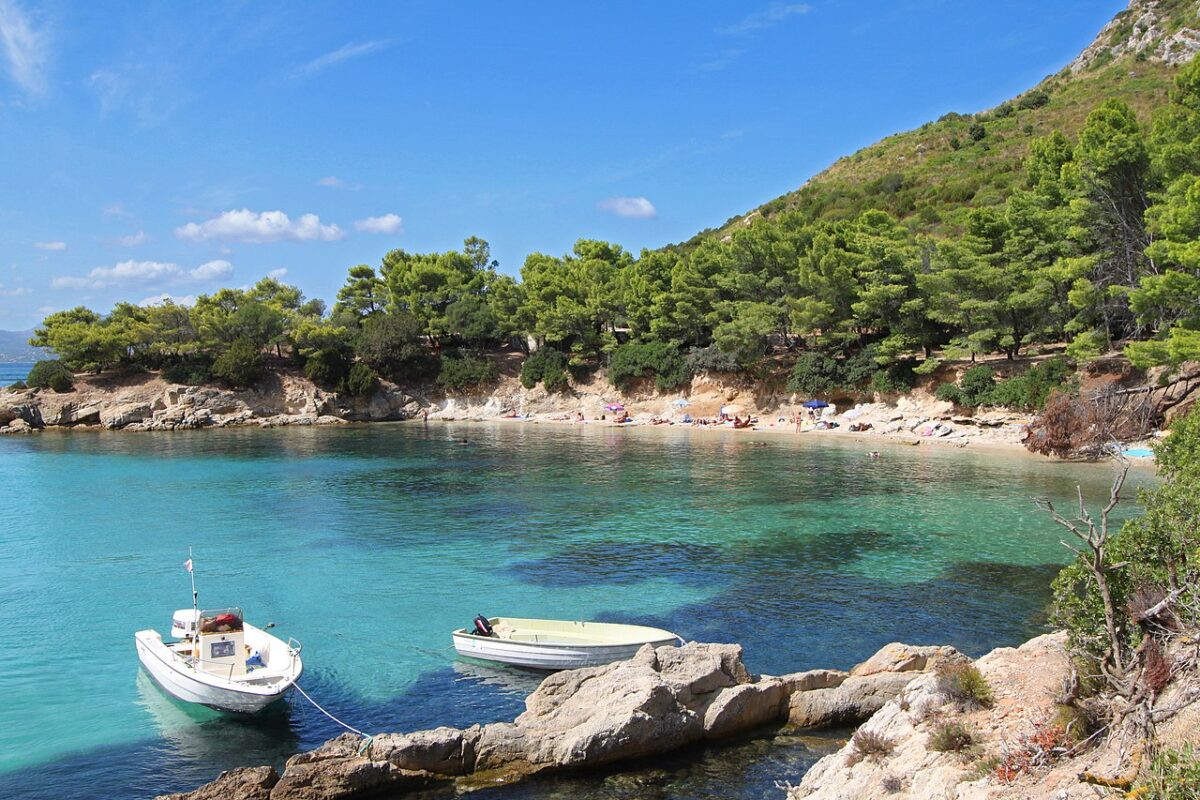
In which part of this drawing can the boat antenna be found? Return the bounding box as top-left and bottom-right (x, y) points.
(187, 546), (198, 614)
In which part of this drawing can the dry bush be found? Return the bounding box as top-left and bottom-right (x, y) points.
(846, 728), (896, 766)
(936, 662), (995, 709)
(928, 720), (976, 753)
(1025, 388), (1157, 459)
(993, 723), (1073, 783)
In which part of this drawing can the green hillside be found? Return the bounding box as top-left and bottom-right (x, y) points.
(693, 0), (1197, 243)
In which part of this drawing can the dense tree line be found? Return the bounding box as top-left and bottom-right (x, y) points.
(28, 61), (1200, 397)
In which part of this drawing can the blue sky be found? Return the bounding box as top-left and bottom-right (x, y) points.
(0, 0), (1126, 329)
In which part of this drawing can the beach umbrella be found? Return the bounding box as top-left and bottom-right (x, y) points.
(604, 403), (625, 412)
(720, 404), (743, 416)
(802, 400), (830, 409)
(671, 398), (690, 408)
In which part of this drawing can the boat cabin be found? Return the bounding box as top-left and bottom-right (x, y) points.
(170, 607), (248, 677)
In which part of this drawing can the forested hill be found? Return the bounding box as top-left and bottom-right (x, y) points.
(686, 0), (1200, 247)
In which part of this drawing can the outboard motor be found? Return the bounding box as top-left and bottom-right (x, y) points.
(473, 615), (495, 637)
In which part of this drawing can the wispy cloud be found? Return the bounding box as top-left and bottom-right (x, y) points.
(34, 240), (66, 251)
(354, 214), (403, 234)
(316, 176), (363, 191)
(103, 202), (133, 218)
(696, 48), (744, 72)
(116, 230), (148, 247)
(175, 209), (344, 243)
(0, 0), (49, 96)
(0, 284), (30, 296)
(718, 3), (812, 35)
(140, 293), (196, 307)
(598, 196), (657, 220)
(291, 40), (390, 79)
(52, 258), (235, 291)
(266, 268), (288, 280)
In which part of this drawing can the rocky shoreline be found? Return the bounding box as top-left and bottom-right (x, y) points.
(160, 632), (1200, 800)
(159, 640), (965, 800)
(0, 368), (1051, 455)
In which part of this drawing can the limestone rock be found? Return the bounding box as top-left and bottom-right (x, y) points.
(156, 766), (279, 800)
(1, 418), (33, 434)
(270, 733), (429, 800)
(370, 726), (477, 775)
(788, 672), (917, 729)
(777, 669), (848, 694)
(702, 677), (788, 739)
(850, 643), (962, 677)
(101, 402), (152, 429)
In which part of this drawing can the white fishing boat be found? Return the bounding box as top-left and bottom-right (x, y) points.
(452, 615), (682, 670)
(134, 553), (302, 714)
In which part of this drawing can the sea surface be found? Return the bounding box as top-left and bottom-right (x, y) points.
(0, 361), (33, 384)
(0, 423), (1155, 800)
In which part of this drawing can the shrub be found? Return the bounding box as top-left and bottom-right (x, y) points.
(161, 354), (213, 386)
(985, 357), (1073, 411)
(1136, 744), (1200, 799)
(881, 774), (903, 794)
(357, 311), (425, 376)
(608, 341), (689, 391)
(684, 345), (743, 375)
(8, 380), (26, 391)
(1018, 90), (1050, 110)
(520, 348), (569, 392)
(304, 347), (350, 388)
(27, 359), (74, 392)
(846, 729), (896, 766)
(1050, 703), (1094, 745)
(969, 122), (986, 141)
(936, 381), (964, 404)
(869, 363), (915, 395)
(936, 662), (994, 708)
(437, 355), (498, 391)
(345, 362), (378, 397)
(958, 365), (995, 405)
(928, 721), (975, 752)
(211, 339), (262, 388)
(787, 352), (841, 395)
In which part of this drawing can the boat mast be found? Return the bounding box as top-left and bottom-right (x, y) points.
(188, 546), (198, 614)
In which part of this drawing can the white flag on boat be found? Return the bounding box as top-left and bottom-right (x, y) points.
(184, 558), (193, 573)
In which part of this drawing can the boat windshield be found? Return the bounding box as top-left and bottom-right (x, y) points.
(198, 607), (243, 634)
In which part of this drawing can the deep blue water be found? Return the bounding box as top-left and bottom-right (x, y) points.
(0, 423), (1154, 799)
(0, 361), (32, 384)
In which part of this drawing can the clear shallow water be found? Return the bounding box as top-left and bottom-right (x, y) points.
(0, 423), (1154, 799)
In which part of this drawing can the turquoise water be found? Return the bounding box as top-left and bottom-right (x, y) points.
(0, 362), (32, 384)
(0, 423), (1154, 799)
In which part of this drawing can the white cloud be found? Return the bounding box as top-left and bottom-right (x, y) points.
(175, 209), (344, 243)
(117, 230), (147, 247)
(103, 202), (133, 218)
(51, 258), (235, 290)
(353, 213), (404, 234)
(140, 293), (196, 307)
(34, 240), (66, 251)
(0, 0), (50, 96)
(0, 285), (30, 296)
(292, 40), (390, 79)
(189, 259), (232, 281)
(266, 268), (288, 280)
(718, 3), (812, 35)
(598, 196), (657, 219)
(316, 176), (362, 191)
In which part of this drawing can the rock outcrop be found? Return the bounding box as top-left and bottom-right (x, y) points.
(1070, 0), (1200, 73)
(161, 640), (952, 800)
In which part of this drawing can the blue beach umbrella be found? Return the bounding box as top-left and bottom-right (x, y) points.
(802, 400), (830, 409)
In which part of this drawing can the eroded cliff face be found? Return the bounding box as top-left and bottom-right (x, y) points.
(1070, 0), (1200, 73)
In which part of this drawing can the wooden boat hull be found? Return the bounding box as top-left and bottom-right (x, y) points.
(452, 617), (680, 670)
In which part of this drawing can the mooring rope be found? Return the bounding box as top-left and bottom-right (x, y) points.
(293, 683), (373, 754)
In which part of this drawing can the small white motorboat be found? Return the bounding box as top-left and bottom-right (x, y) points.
(135, 606), (303, 714)
(452, 615), (682, 670)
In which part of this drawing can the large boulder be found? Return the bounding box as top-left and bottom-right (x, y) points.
(156, 766), (278, 800)
(370, 726), (478, 776)
(270, 734), (431, 800)
(101, 402), (152, 429)
(787, 672), (919, 729)
(702, 677), (788, 739)
(849, 643), (961, 677)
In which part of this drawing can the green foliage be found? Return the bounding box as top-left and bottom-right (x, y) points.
(345, 362), (379, 397)
(936, 662), (994, 709)
(303, 347), (350, 388)
(8, 380), (27, 391)
(161, 354), (213, 386)
(608, 341), (689, 391)
(26, 359), (74, 392)
(935, 381), (964, 404)
(928, 721), (976, 753)
(1136, 745), (1200, 800)
(958, 365), (996, 405)
(356, 311), (425, 377)
(211, 339), (262, 388)
(787, 352), (841, 395)
(683, 346), (742, 374)
(437, 355), (498, 391)
(520, 348), (569, 392)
